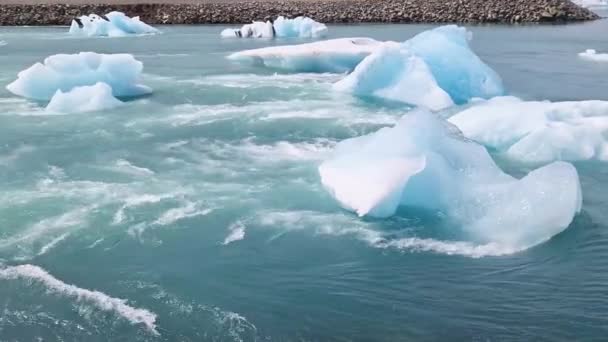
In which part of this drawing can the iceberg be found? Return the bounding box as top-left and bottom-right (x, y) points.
(46, 82), (124, 114)
(334, 25), (502, 109)
(7, 52), (152, 101)
(333, 42), (454, 111)
(319, 110), (582, 249)
(227, 38), (382, 73)
(448, 96), (608, 163)
(403, 25), (504, 104)
(69, 11), (159, 37)
(221, 21), (274, 38)
(222, 16), (328, 39)
(579, 49), (608, 62)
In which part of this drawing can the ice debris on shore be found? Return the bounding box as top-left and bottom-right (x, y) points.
(227, 37), (382, 73)
(7, 52), (152, 101)
(334, 25), (503, 108)
(449, 96), (608, 163)
(69, 11), (159, 37)
(221, 16), (328, 39)
(319, 111), (582, 249)
(46, 82), (124, 114)
(579, 49), (608, 62)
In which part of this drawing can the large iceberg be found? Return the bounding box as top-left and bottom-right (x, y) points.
(334, 25), (502, 109)
(448, 96), (608, 163)
(333, 42), (454, 110)
(7, 52), (152, 101)
(579, 49), (608, 62)
(319, 110), (582, 249)
(227, 38), (382, 73)
(221, 16), (328, 39)
(69, 11), (159, 37)
(46, 82), (124, 114)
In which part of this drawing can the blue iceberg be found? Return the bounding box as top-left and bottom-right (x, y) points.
(6, 52), (152, 101)
(333, 42), (454, 110)
(46, 82), (124, 114)
(69, 11), (159, 37)
(319, 111), (582, 250)
(221, 16), (327, 39)
(335, 25), (503, 108)
(449, 96), (608, 163)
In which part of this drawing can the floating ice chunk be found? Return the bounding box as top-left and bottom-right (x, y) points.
(69, 11), (159, 37)
(579, 49), (608, 62)
(227, 38), (382, 73)
(221, 21), (274, 38)
(404, 25), (504, 104)
(319, 110), (581, 249)
(333, 42), (454, 110)
(46, 82), (124, 114)
(273, 16), (328, 38)
(7, 52), (152, 101)
(449, 96), (608, 163)
(221, 16), (327, 39)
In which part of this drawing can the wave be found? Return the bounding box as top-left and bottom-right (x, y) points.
(153, 201), (213, 226)
(223, 221), (246, 245)
(256, 210), (532, 258)
(178, 72), (342, 89)
(0, 264), (158, 334)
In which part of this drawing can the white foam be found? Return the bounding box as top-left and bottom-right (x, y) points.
(579, 49), (608, 62)
(0, 145), (35, 166)
(113, 159), (155, 177)
(37, 233), (69, 256)
(153, 201), (212, 226)
(0, 40), (6, 46)
(223, 221), (246, 245)
(0, 264), (158, 334)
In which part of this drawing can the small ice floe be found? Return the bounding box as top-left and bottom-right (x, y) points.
(221, 16), (327, 39)
(45, 82), (124, 114)
(7, 52), (152, 104)
(69, 11), (159, 37)
(579, 49), (608, 62)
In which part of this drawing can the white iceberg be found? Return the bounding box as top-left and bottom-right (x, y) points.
(222, 16), (328, 39)
(579, 49), (608, 62)
(46, 82), (124, 114)
(69, 11), (159, 37)
(7, 52), (152, 101)
(227, 37), (382, 73)
(449, 96), (608, 163)
(221, 21), (274, 38)
(333, 42), (454, 111)
(319, 110), (582, 249)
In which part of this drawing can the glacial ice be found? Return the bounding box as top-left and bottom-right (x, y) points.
(69, 11), (159, 37)
(579, 49), (608, 62)
(46, 82), (124, 114)
(6, 52), (152, 101)
(227, 38), (383, 73)
(221, 21), (274, 39)
(221, 16), (328, 39)
(333, 42), (454, 110)
(319, 110), (582, 249)
(449, 96), (608, 163)
(403, 25), (504, 104)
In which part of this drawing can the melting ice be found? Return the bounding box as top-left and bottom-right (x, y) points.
(69, 11), (159, 37)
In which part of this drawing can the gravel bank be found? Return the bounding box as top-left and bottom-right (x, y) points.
(0, 0), (599, 25)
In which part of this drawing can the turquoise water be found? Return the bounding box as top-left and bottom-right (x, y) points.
(1, 21), (608, 341)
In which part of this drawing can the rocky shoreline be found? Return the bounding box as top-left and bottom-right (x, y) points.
(0, 0), (599, 26)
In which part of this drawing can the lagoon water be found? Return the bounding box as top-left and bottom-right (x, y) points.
(1, 20), (608, 341)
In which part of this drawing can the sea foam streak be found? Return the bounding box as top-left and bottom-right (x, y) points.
(0, 264), (158, 334)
